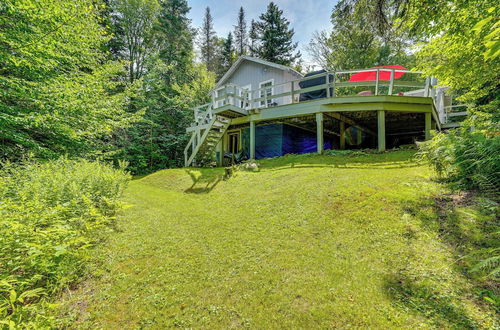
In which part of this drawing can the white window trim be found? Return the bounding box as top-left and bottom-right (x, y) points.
(259, 79), (274, 107)
(239, 84), (252, 110)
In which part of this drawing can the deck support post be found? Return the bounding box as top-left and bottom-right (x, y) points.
(316, 113), (324, 154)
(249, 120), (256, 160)
(377, 110), (386, 152)
(339, 121), (346, 150)
(216, 140), (223, 166)
(424, 112), (432, 140)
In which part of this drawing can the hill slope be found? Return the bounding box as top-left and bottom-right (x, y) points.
(63, 151), (498, 328)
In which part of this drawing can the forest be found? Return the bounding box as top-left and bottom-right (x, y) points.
(1, 0), (499, 327)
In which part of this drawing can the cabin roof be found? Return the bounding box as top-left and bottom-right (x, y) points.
(214, 56), (303, 89)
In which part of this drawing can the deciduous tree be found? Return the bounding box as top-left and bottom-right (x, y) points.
(0, 0), (135, 160)
(111, 0), (160, 82)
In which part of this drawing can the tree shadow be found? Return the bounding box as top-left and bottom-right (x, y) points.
(403, 191), (498, 261)
(383, 192), (499, 327)
(184, 169), (223, 194)
(384, 274), (478, 328)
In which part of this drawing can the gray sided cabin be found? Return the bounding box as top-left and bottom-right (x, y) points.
(185, 56), (466, 167)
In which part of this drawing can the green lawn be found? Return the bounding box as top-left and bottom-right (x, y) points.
(61, 151), (498, 328)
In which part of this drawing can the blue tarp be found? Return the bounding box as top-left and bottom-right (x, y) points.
(242, 123), (332, 159)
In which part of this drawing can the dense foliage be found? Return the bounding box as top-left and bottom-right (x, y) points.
(0, 0), (137, 161)
(418, 130), (499, 194)
(109, 0), (160, 83)
(104, 0), (216, 173)
(406, 1), (499, 112)
(0, 158), (130, 327)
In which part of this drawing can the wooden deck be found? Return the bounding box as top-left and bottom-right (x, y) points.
(184, 68), (462, 167)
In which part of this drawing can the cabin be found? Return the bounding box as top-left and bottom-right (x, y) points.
(184, 56), (465, 167)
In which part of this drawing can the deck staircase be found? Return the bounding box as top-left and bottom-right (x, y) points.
(441, 105), (469, 128)
(184, 114), (230, 167)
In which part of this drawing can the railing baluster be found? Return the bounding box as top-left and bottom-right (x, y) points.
(375, 69), (380, 95)
(388, 69), (395, 95)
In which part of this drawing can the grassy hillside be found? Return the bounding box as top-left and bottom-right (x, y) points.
(61, 151), (498, 328)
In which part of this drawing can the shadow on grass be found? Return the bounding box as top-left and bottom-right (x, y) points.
(384, 274), (478, 328)
(184, 169), (223, 194)
(404, 192), (499, 265)
(384, 192), (499, 326)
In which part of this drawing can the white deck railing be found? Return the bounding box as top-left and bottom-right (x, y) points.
(192, 68), (460, 127)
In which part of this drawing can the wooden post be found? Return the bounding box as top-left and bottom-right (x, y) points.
(339, 121), (345, 150)
(326, 73), (331, 98)
(331, 72), (336, 97)
(375, 69), (380, 95)
(290, 81), (295, 103)
(377, 110), (386, 152)
(425, 112), (432, 140)
(388, 70), (395, 95)
(250, 120), (256, 159)
(216, 140), (223, 166)
(424, 77), (430, 97)
(316, 113), (324, 154)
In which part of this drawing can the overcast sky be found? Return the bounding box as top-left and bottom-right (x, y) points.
(188, 0), (336, 66)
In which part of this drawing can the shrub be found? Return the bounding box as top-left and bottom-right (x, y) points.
(417, 129), (500, 195)
(0, 158), (130, 327)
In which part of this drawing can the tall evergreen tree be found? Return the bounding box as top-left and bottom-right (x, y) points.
(220, 32), (236, 72)
(249, 19), (258, 56)
(233, 7), (247, 56)
(199, 7), (218, 72)
(251, 2), (300, 65)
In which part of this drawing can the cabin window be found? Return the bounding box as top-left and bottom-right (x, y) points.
(259, 79), (274, 107)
